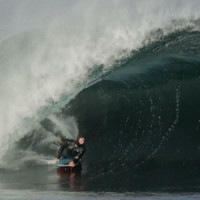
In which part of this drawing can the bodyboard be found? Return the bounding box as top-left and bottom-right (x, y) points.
(56, 158), (80, 167)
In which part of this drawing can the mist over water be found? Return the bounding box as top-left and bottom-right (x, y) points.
(0, 1), (200, 194)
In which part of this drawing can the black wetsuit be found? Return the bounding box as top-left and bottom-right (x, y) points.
(57, 139), (86, 163)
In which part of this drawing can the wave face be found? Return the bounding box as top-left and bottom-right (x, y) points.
(62, 29), (200, 191)
(1, 0), (200, 192)
(66, 29), (200, 161)
(11, 28), (200, 192)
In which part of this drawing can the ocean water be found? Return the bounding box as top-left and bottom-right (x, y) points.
(0, 0), (200, 199)
(1, 190), (200, 200)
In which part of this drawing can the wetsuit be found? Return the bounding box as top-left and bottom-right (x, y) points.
(57, 138), (86, 164)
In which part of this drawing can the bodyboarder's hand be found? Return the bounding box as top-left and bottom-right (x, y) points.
(56, 158), (60, 162)
(69, 161), (75, 167)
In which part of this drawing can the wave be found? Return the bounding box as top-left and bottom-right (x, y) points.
(0, 1), (200, 170)
(2, 28), (199, 172)
(65, 29), (200, 171)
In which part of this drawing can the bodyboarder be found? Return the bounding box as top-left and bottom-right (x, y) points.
(56, 137), (86, 167)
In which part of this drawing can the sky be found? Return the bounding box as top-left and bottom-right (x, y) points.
(1, 0), (200, 35)
(0, 0), (77, 33)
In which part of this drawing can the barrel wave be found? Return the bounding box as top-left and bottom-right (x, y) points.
(0, 0), (200, 193)
(64, 30), (200, 191)
(9, 28), (200, 192)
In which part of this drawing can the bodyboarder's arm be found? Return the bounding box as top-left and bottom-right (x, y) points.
(56, 142), (68, 160)
(73, 146), (86, 163)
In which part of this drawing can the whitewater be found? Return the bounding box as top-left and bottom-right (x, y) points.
(0, 0), (200, 199)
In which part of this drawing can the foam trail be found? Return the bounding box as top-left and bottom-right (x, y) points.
(46, 159), (56, 166)
(0, 0), (200, 163)
(48, 116), (79, 139)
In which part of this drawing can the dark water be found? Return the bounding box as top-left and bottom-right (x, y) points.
(65, 30), (200, 192)
(1, 29), (200, 196)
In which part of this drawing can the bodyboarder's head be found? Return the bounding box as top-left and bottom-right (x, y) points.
(78, 137), (85, 145)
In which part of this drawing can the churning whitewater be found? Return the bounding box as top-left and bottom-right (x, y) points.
(0, 0), (200, 194)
